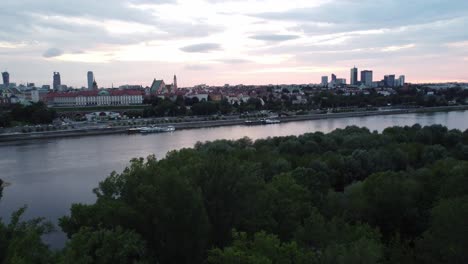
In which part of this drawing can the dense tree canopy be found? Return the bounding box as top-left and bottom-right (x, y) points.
(1, 124), (468, 263)
(0, 102), (57, 127)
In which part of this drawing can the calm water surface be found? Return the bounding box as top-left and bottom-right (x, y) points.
(0, 110), (467, 248)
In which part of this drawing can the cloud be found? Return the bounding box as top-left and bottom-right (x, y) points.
(43, 48), (64, 58)
(255, 0), (468, 29)
(180, 43), (221, 53)
(381, 44), (416, 52)
(0, 41), (29, 49)
(0, 0), (222, 54)
(217, 59), (251, 64)
(446, 40), (468, 48)
(249, 34), (300, 42)
(0, 0), (467, 86)
(185, 64), (212, 71)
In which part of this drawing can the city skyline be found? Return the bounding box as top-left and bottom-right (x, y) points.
(2, 66), (410, 89)
(1, 0), (467, 87)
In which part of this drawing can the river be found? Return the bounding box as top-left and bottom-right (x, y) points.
(0, 110), (467, 248)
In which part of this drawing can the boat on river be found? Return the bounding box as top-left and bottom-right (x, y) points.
(244, 119), (265, 126)
(263, 119), (281, 124)
(244, 118), (281, 125)
(139, 126), (176, 134)
(127, 127), (142, 134)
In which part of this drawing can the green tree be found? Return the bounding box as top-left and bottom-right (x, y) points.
(207, 231), (315, 264)
(416, 196), (468, 263)
(59, 227), (149, 264)
(0, 207), (55, 264)
(60, 156), (211, 264)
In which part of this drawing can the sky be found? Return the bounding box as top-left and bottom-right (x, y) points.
(1, 0), (468, 88)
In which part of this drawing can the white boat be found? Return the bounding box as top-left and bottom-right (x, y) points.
(263, 119), (281, 124)
(127, 127), (142, 134)
(140, 126), (175, 134)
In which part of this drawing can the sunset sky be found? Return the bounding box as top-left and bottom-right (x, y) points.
(1, 0), (468, 87)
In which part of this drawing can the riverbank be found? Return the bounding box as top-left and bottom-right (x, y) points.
(1, 105), (467, 143)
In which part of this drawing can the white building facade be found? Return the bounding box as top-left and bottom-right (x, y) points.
(47, 90), (144, 107)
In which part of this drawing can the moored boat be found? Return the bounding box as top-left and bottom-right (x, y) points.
(127, 127), (143, 134)
(244, 118), (281, 125)
(263, 119), (281, 124)
(244, 119), (264, 126)
(140, 126), (176, 134)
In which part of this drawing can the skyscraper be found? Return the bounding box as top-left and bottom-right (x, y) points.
(53, 72), (61, 91)
(350, 67), (358, 85)
(384, 75), (395, 87)
(173, 75), (177, 90)
(87, 71), (94, 90)
(321, 76), (328, 86)
(2, 71), (9, 87)
(398, 75), (405, 87)
(331, 73), (337, 82)
(360, 70), (373, 87)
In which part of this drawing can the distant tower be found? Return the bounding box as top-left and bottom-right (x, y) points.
(92, 78), (98, 90)
(331, 73), (337, 82)
(87, 71), (94, 90)
(360, 70), (373, 86)
(398, 75), (405, 87)
(2, 71), (9, 87)
(53, 72), (61, 91)
(384, 74), (396, 87)
(350, 66), (358, 85)
(321, 76), (328, 86)
(173, 75), (177, 90)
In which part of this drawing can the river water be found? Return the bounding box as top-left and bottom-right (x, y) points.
(0, 110), (467, 248)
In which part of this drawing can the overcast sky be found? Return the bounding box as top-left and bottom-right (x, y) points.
(1, 0), (467, 87)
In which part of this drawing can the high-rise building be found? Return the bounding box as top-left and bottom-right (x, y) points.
(2, 71), (9, 87)
(350, 67), (358, 85)
(53, 72), (61, 91)
(360, 70), (373, 87)
(336, 78), (347, 85)
(398, 75), (405, 87)
(87, 71), (94, 90)
(384, 74), (395, 87)
(321, 76), (329, 86)
(331, 73), (337, 82)
(173, 75), (177, 90)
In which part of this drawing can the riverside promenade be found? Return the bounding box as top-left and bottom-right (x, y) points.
(1, 105), (467, 143)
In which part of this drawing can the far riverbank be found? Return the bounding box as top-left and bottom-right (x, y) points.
(0, 105), (467, 143)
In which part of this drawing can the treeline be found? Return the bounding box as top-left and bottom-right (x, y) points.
(311, 86), (468, 108)
(141, 96), (264, 117)
(0, 102), (57, 127)
(1, 124), (468, 263)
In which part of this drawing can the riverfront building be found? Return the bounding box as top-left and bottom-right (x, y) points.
(46, 90), (144, 106)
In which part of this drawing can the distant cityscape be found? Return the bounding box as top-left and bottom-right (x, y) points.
(320, 67), (405, 89)
(0, 67), (467, 108)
